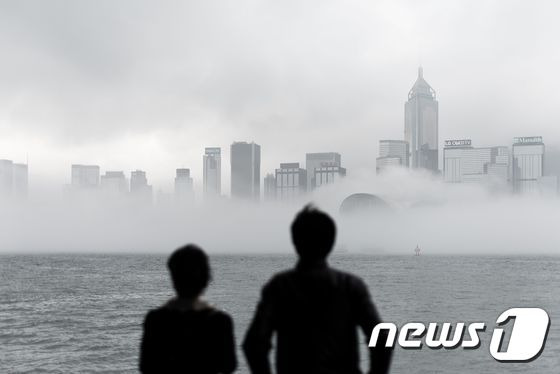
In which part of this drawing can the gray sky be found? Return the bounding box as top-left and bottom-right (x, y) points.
(1, 0), (559, 193)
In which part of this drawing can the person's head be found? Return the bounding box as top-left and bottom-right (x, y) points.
(167, 244), (211, 299)
(291, 205), (336, 261)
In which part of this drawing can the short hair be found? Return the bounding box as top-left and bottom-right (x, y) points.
(167, 244), (211, 298)
(291, 205), (336, 260)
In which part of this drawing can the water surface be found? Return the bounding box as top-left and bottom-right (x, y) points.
(1, 254), (558, 373)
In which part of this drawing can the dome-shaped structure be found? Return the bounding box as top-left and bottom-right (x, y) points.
(339, 193), (389, 214)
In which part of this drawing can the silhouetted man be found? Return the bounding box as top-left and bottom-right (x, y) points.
(140, 244), (237, 374)
(243, 205), (392, 374)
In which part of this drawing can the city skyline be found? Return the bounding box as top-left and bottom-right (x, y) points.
(0, 66), (560, 202)
(3, 64), (560, 198)
(3, 62), (560, 195)
(3, 1), (560, 191)
(3, 134), (558, 202)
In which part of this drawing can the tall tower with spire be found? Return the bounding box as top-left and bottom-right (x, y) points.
(405, 67), (439, 171)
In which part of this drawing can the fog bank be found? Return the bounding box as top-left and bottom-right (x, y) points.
(1, 169), (558, 255)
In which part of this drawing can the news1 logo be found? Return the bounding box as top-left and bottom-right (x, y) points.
(369, 308), (550, 362)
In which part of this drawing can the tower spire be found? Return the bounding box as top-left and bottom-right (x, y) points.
(408, 66), (434, 99)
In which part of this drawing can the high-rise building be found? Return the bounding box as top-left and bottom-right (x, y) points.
(486, 147), (510, 185)
(375, 157), (402, 172)
(130, 170), (152, 203)
(12, 163), (28, 198)
(71, 164), (100, 189)
(275, 163), (307, 201)
(231, 142), (260, 200)
(130, 170), (148, 192)
(512, 136), (545, 193)
(0, 160), (29, 199)
(405, 67), (439, 172)
(100, 171), (128, 194)
(376, 140), (409, 173)
(314, 165), (346, 188)
(203, 147), (221, 197)
(537, 175), (559, 196)
(443, 140), (509, 184)
(0, 160), (14, 197)
(175, 168), (194, 202)
(263, 173), (276, 201)
(544, 147), (560, 177)
(305, 152), (342, 191)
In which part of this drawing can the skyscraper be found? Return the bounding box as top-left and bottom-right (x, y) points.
(231, 142), (260, 200)
(512, 136), (545, 193)
(0, 160), (29, 199)
(275, 163), (307, 201)
(175, 168), (194, 202)
(203, 147), (221, 197)
(100, 171), (128, 194)
(130, 170), (148, 192)
(263, 173), (276, 201)
(485, 146), (509, 185)
(405, 67), (439, 171)
(130, 170), (152, 203)
(305, 152), (342, 191)
(12, 163), (28, 198)
(0, 160), (14, 197)
(71, 164), (100, 189)
(376, 140), (409, 173)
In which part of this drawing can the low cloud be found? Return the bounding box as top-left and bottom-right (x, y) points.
(2, 169), (558, 255)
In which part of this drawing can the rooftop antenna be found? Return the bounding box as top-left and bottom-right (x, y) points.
(417, 39), (424, 79)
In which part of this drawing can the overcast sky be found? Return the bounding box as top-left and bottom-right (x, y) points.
(1, 0), (559, 193)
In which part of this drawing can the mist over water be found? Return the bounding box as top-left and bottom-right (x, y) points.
(1, 168), (558, 255)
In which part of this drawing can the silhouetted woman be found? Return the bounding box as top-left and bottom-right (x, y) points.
(140, 244), (237, 374)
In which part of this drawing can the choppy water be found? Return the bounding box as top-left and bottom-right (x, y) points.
(1, 254), (559, 373)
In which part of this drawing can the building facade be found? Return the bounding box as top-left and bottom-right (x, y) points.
(231, 142), (260, 200)
(443, 140), (509, 184)
(175, 168), (194, 202)
(314, 165), (346, 188)
(0, 160), (14, 197)
(275, 163), (307, 201)
(263, 173), (276, 201)
(305, 152), (342, 191)
(512, 137), (545, 193)
(130, 170), (148, 192)
(537, 175), (559, 196)
(405, 67), (439, 172)
(71, 164), (100, 189)
(130, 170), (152, 202)
(376, 140), (409, 173)
(100, 171), (128, 194)
(203, 147), (221, 197)
(12, 163), (28, 198)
